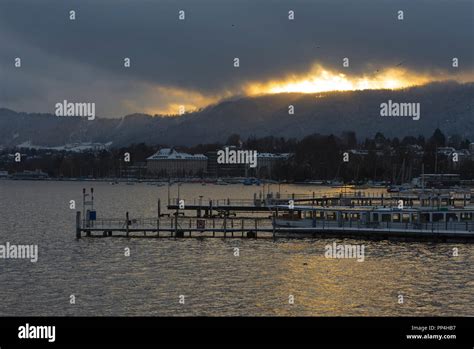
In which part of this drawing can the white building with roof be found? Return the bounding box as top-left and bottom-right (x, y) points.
(146, 148), (207, 177)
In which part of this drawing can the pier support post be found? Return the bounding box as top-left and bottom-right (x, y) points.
(224, 216), (227, 238)
(175, 208), (178, 238)
(272, 212), (276, 241)
(75, 211), (81, 239)
(126, 212), (130, 237)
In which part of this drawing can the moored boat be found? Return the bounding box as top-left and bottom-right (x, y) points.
(272, 204), (474, 234)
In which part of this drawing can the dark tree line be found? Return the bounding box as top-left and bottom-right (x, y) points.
(1, 129), (473, 182)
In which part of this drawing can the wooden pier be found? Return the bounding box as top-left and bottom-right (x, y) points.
(75, 188), (474, 242)
(75, 211), (474, 242)
(167, 190), (474, 216)
(76, 211), (275, 239)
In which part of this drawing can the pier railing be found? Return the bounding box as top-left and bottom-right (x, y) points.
(81, 215), (273, 232)
(171, 190), (472, 208)
(80, 214), (474, 234)
(76, 211), (474, 241)
(299, 219), (474, 233)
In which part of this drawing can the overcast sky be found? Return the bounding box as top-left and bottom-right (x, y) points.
(0, 0), (473, 117)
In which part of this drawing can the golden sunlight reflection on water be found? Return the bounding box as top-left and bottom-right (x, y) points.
(0, 181), (472, 316)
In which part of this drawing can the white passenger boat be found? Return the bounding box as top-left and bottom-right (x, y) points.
(272, 204), (474, 233)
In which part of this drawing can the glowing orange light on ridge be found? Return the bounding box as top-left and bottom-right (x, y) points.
(244, 65), (433, 95)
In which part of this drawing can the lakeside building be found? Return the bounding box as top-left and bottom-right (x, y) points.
(407, 144), (424, 157)
(454, 149), (471, 163)
(411, 173), (462, 188)
(206, 148), (293, 178)
(350, 146), (425, 158)
(437, 147), (471, 169)
(256, 153), (292, 178)
(146, 148), (207, 177)
(437, 147), (471, 159)
(437, 147), (457, 156)
(16, 141), (111, 153)
(348, 149), (394, 157)
(120, 162), (147, 179)
(206, 149), (247, 177)
(349, 149), (369, 156)
(11, 169), (48, 179)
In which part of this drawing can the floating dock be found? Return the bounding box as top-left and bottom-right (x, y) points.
(75, 189), (474, 242)
(167, 190), (474, 216)
(75, 211), (474, 243)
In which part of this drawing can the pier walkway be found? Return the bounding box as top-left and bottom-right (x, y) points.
(168, 190), (474, 215)
(75, 212), (474, 242)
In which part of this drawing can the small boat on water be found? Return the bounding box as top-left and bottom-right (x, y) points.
(366, 180), (389, 188)
(295, 180), (325, 185)
(387, 186), (400, 193)
(354, 184), (370, 189)
(387, 185), (412, 193)
(243, 178), (261, 186)
(146, 182), (165, 187)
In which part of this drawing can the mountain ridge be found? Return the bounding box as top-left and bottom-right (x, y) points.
(1, 81), (473, 147)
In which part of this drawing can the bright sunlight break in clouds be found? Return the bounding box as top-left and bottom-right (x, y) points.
(244, 65), (464, 96)
(151, 65), (473, 115)
(1, 0), (473, 116)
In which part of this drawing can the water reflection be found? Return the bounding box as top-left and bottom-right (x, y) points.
(0, 181), (472, 316)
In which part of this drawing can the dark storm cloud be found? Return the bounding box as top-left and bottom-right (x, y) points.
(0, 0), (472, 116)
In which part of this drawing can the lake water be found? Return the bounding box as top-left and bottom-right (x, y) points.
(0, 180), (473, 316)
